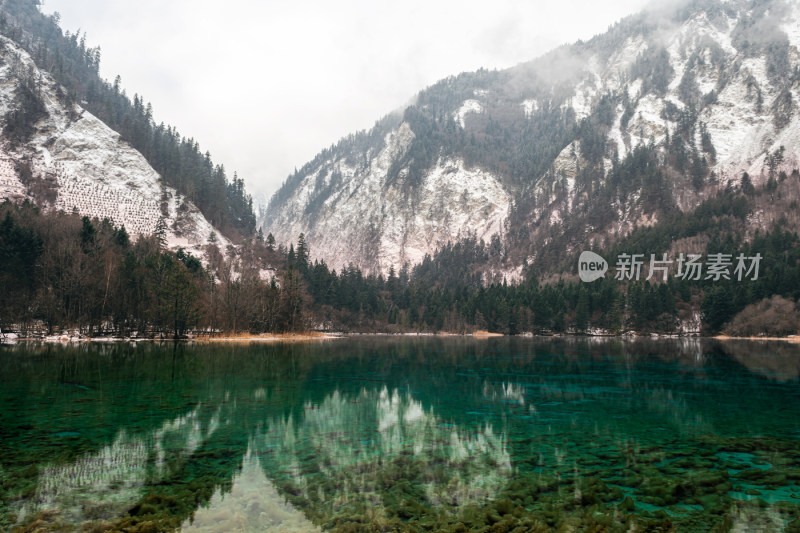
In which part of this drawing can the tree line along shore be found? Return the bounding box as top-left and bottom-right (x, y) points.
(1, 193), (799, 340)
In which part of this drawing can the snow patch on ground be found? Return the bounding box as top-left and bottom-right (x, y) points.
(628, 79), (643, 99)
(521, 99), (538, 118)
(0, 153), (25, 201)
(454, 99), (483, 128)
(702, 67), (774, 182)
(605, 35), (649, 86)
(377, 122), (415, 171)
(629, 94), (669, 147)
(607, 104), (627, 157)
(567, 82), (596, 121)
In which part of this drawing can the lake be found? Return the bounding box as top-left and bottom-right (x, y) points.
(1, 337), (800, 532)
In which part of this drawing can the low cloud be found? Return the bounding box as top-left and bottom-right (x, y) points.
(43, 0), (651, 202)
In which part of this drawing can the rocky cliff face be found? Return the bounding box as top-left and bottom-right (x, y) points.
(0, 35), (230, 256)
(265, 120), (510, 273)
(263, 0), (800, 275)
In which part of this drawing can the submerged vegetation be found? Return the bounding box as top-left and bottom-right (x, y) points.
(2, 338), (800, 532)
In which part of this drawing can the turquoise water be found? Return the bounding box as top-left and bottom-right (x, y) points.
(1, 338), (800, 532)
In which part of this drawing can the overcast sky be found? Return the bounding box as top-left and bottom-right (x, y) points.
(40, 0), (651, 204)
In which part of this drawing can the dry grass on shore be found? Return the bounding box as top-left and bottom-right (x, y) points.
(191, 331), (339, 343)
(471, 330), (504, 338)
(714, 334), (800, 343)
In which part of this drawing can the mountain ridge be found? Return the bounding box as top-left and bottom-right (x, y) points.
(0, 32), (233, 256)
(0, 0), (256, 242)
(262, 0), (800, 278)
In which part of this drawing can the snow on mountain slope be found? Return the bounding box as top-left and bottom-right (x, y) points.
(454, 99), (483, 128)
(0, 35), (230, 256)
(525, 0), (800, 225)
(0, 155), (24, 200)
(267, 119), (510, 272)
(265, 0), (800, 274)
(574, 2), (800, 185)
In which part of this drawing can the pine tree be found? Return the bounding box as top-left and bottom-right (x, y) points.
(155, 217), (167, 247)
(80, 216), (97, 251)
(296, 233), (309, 273)
(113, 225), (129, 247)
(607, 292), (625, 333)
(575, 287), (590, 332)
(741, 172), (755, 195)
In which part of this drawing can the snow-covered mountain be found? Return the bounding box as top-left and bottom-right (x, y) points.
(0, 34), (231, 255)
(263, 0), (800, 274)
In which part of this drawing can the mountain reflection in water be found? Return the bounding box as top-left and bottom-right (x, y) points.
(1, 337), (799, 532)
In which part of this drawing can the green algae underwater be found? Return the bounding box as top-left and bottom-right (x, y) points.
(1, 337), (800, 533)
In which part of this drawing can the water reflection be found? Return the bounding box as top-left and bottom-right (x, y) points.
(253, 386), (511, 519)
(1, 337), (799, 532)
(14, 405), (211, 527)
(718, 340), (800, 382)
(181, 447), (320, 533)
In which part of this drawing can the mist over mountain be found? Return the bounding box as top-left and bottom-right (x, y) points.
(263, 0), (800, 280)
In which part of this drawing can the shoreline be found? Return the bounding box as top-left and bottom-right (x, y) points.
(0, 332), (343, 344)
(192, 332), (339, 343)
(2, 331), (800, 344)
(713, 334), (800, 344)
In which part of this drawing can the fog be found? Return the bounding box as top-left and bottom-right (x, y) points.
(41, 0), (653, 203)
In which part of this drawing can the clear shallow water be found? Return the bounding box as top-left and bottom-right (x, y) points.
(1, 338), (800, 532)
